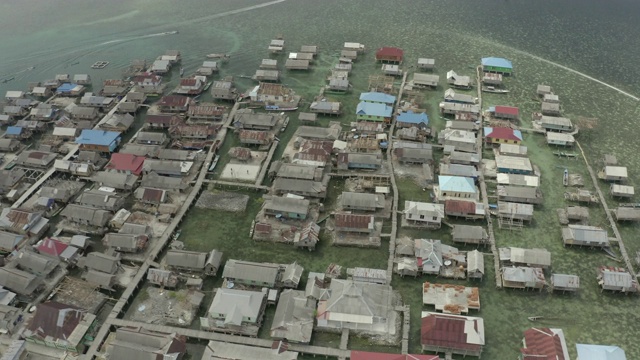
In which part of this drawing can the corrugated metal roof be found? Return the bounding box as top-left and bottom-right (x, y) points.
(575, 344), (627, 360)
(521, 327), (569, 360)
(481, 57), (513, 69)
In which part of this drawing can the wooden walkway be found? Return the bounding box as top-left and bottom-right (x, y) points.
(106, 319), (351, 359)
(203, 179), (270, 191)
(255, 141), (278, 186)
(397, 305), (410, 354)
(83, 103), (243, 360)
(576, 141), (636, 276)
(476, 66), (502, 288)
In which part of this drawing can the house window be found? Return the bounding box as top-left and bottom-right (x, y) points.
(433, 216), (438, 221)
(419, 215), (425, 220)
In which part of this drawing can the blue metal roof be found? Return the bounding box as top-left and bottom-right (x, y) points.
(481, 57), (513, 69)
(438, 175), (477, 193)
(356, 102), (392, 118)
(6, 126), (22, 135)
(576, 344), (626, 360)
(396, 111), (429, 125)
(56, 83), (79, 93)
(75, 129), (121, 146)
(359, 92), (396, 104)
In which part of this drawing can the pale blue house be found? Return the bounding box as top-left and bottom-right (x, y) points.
(356, 102), (393, 123)
(576, 344), (626, 360)
(437, 175), (478, 201)
(396, 111), (429, 129)
(359, 92), (396, 105)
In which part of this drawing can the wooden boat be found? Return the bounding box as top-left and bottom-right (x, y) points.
(163, 31), (179, 35)
(280, 117), (290, 132)
(91, 61), (109, 69)
(208, 155), (220, 172)
(563, 169), (569, 186)
(203, 81), (213, 91)
(265, 105), (298, 111)
(482, 86), (509, 94)
(554, 151), (578, 158)
(206, 53), (230, 60)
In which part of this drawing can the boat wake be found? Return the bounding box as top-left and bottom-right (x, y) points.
(511, 49), (640, 101)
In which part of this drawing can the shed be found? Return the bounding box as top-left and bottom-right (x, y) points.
(561, 225), (609, 248)
(598, 166), (628, 182)
(451, 225), (489, 245)
(205, 250), (223, 275)
(546, 132), (575, 146)
(610, 184), (634, 198)
(467, 250), (484, 280)
(613, 207), (640, 222)
(418, 58), (435, 70)
(550, 274), (580, 292)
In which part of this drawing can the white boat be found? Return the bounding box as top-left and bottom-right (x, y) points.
(482, 86), (509, 94)
(208, 155), (220, 172)
(206, 53), (230, 59)
(164, 31), (179, 35)
(280, 117), (290, 132)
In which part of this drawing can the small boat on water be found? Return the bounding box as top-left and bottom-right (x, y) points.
(482, 86), (509, 94)
(1, 77), (14, 84)
(91, 61), (109, 69)
(266, 105), (298, 111)
(280, 116), (290, 132)
(179, 67), (185, 76)
(208, 155), (220, 172)
(203, 81), (213, 91)
(206, 53), (230, 60)
(563, 169), (569, 186)
(164, 30), (179, 35)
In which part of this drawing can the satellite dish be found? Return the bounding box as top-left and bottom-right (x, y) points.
(444, 260), (452, 266)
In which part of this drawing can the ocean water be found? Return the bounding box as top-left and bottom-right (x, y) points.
(2, 0), (640, 358)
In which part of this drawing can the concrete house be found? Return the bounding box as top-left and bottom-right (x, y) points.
(421, 312), (485, 357)
(435, 176), (478, 202)
(263, 196), (310, 220)
(485, 127), (523, 145)
(202, 288), (267, 334)
(403, 201), (444, 228)
(316, 279), (397, 337)
(341, 192), (385, 212)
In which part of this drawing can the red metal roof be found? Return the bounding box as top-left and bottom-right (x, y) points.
(142, 188), (165, 203)
(179, 78), (198, 86)
(421, 313), (482, 352)
(26, 302), (84, 341)
(376, 47), (404, 59)
(445, 200), (476, 214)
(350, 351), (439, 360)
(494, 105), (519, 116)
(521, 328), (567, 360)
(485, 127), (521, 142)
(37, 238), (68, 257)
(146, 114), (184, 126)
(158, 95), (191, 107)
(334, 213), (374, 229)
(255, 223), (272, 233)
(106, 153), (145, 176)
